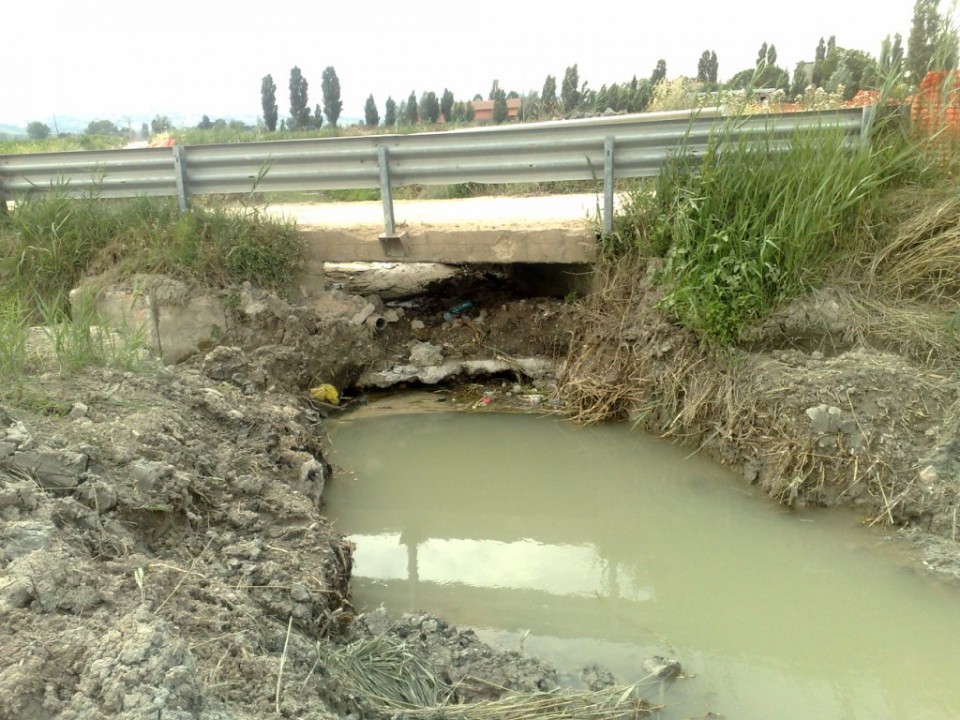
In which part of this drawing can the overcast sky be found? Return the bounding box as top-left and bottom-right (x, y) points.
(1, 0), (931, 128)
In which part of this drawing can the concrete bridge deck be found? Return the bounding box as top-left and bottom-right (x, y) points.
(268, 194), (602, 266)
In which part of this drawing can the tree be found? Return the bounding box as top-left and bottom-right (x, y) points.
(492, 89), (508, 124)
(321, 66), (343, 127)
(908, 0), (941, 82)
(151, 115), (172, 134)
(198, 115), (213, 130)
(26, 121), (51, 139)
(85, 119), (120, 135)
(880, 33), (905, 76)
(697, 50), (719, 85)
(313, 104), (324, 130)
(767, 44), (777, 67)
(541, 74), (557, 115)
(441, 88), (454, 122)
(288, 66), (310, 130)
(561, 64), (580, 114)
(420, 91), (440, 123)
(364, 95), (380, 127)
(650, 59), (667, 85)
(384, 96), (397, 126)
(140, 123), (149, 139)
(812, 37), (827, 86)
(756, 42), (769, 68)
(488, 79), (500, 100)
(791, 62), (808, 97)
(261, 74), (278, 131)
(405, 91), (418, 124)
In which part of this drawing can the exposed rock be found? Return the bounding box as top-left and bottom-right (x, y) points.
(8, 449), (88, 490)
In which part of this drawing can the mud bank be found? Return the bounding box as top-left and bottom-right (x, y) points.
(0, 270), (607, 719)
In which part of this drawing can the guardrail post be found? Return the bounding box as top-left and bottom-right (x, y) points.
(172, 145), (189, 213)
(603, 135), (615, 236)
(377, 145), (408, 257)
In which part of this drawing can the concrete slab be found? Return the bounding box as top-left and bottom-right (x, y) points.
(268, 194), (603, 265)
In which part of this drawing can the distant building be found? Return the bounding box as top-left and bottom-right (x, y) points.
(470, 98), (523, 122)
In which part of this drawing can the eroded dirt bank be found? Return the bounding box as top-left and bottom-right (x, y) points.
(3, 260), (960, 717)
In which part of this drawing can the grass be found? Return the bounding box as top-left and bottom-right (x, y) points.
(0, 135), (126, 154)
(0, 193), (303, 317)
(603, 111), (927, 344)
(0, 191), (301, 395)
(326, 634), (658, 719)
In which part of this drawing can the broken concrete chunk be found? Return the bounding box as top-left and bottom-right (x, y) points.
(10, 449), (89, 490)
(409, 341), (444, 366)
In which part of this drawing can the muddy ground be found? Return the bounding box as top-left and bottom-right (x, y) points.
(2, 263), (960, 718)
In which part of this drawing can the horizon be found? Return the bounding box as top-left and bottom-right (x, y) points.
(2, 0), (934, 133)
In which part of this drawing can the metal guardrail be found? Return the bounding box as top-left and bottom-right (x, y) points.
(0, 106), (872, 248)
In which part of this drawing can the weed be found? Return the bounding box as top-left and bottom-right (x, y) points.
(606, 112), (924, 344)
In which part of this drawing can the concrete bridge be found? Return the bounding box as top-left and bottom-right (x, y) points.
(269, 193), (602, 268)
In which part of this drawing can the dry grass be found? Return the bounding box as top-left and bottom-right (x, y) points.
(327, 634), (658, 719)
(554, 255), (956, 528)
(862, 190), (960, 305)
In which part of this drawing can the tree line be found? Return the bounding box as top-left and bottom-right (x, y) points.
(23, 0), (957, 140)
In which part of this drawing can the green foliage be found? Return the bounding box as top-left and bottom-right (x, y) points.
(440, 89), (454, 123)
(404, 91), (418, 124)
(0, 195), (303, 320)
(606, 118), (923, 345)
(364, 95), (380, 127)
(541, 74), (558, 116)
(420, 91), (440, 123)
(492, 89), (508, 124)
(288, 66), (311, 130)
(561, 65), (580, 114)
(384, 97), (397, 127)
(697, 50), (718, 84)
(198, 115), (213, 130)
(650, 59), (667, 85)
(26, 121), (51, 139)
(909, 0), (944, 83)
(85, 119), (120, 136)
(313, 104), (324, 130)
(261, 74), (278, 131)
(880, 33), (905, 76)
(151, 115), (173, 134)
(321, 66), (343, 127)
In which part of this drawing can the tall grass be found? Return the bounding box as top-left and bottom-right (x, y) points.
(606, 114), (926, 344)
(0, 194), (303, 317)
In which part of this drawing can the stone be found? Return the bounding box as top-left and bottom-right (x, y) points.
(68, 402), (89, 419)
(10, 449), (89, 490)
(411, 319), (426, 331)
(409, 341), (444, 366)
(75, 479), (118, 512)
(130, 460), (174, 493)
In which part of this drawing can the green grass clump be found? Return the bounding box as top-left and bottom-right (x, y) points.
(0, 135), (126, 154)
(0, 194), (303, 317)
(606, 116), (924, 344)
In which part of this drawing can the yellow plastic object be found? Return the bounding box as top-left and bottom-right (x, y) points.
(309, 383), (340, 405)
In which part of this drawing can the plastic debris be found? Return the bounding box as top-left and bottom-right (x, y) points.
(443, 301), (475, 323)
(309, 383), (340, 405)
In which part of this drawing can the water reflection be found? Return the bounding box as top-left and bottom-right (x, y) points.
(350, 533), (653, 602)
(326, 412), (960, 720)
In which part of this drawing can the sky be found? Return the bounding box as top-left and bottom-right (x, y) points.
(0, 0), (931, 130)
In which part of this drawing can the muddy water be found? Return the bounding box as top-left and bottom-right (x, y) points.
(325, 409), (960, 720)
